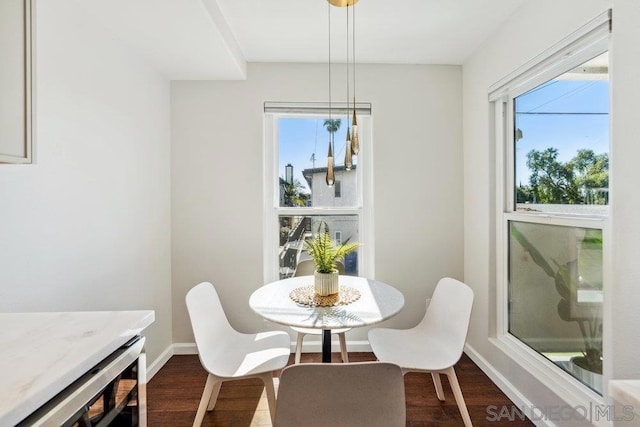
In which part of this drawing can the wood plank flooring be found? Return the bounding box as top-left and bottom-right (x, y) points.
(147, 352), (533, 426)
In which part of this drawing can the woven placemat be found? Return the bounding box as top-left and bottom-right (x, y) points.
(289, 285), (361, 307)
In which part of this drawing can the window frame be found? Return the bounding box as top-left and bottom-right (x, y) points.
(490, 10), (611, 407)
(263, 106), (374, 283)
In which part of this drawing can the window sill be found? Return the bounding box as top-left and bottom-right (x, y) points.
(490, 335), (605, 412)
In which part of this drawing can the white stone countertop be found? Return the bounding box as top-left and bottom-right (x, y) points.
(0, 310), (155, 426)
(610, 380), (640, 416)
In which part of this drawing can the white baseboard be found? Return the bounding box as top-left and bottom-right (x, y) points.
(146, 345), (173, 380)
(172, 342), (198, 355)
(464, 343), (554, 427)
(145, 343), (197, 381)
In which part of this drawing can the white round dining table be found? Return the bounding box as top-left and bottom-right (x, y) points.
(249, 275), (405, 362)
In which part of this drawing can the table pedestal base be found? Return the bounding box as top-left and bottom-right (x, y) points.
(322, 329), (331, 363)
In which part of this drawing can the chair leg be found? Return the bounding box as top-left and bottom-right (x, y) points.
(445, 367), (473, 427)
(193, 374), (218, 427)
(294, 333), (305, 364)
(431, 372), (445, 401)
(206, 380), (222, 411)
(259, 372), (278, 425)
(338, 332), (349, 363)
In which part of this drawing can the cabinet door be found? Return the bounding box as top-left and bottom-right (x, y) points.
(0, 0), (33, 164)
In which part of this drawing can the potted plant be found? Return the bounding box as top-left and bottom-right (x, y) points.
(511, 224), (602, 379)
(304, 222), (361, 296)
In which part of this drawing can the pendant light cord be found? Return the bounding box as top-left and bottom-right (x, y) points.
(346, 4), (350, 127)
(327, 2), (332, 148)
(352, 1), (356, 112)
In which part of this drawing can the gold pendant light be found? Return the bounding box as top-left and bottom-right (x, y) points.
(350, 2), (359, 155)
(344, 2), (353, 171)
(351, 99), (359, 154)
(328, 0), (358, 6)
(344, 128), (352, 170)
(325, 1), (335, 187)
(326, 137), (335, 186)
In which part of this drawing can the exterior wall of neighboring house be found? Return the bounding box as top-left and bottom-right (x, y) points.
(304, 166), (358, 208)
(304, 166), (359, 271)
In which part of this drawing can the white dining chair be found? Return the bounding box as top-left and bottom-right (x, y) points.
(274, 362), (406, 427)
(291, 259), (350, 363)
(185, 282), (290, 427)
(368, 277), (475, 427)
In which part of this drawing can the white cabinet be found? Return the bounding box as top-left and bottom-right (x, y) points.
(0, 0), (34, 164)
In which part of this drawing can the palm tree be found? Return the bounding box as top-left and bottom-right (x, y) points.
(323, 119), (341, 137)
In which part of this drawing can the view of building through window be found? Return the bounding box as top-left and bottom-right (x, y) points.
(277, 116), (362, 279)
(279, 215), (359, 279)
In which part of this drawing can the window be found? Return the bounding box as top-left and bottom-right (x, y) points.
(513, 53), (609, 213)
(263, 103), (373, 282)
(490, 11), (610, 397)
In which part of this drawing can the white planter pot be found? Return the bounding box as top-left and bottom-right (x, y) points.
(568, 356), (602, 393)
(314, 270), (339, 296)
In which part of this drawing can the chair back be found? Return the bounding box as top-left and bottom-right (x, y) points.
(420, 277), (474, 360)
(185, 282), (236, 370)
(294, 259), (345, 276)
(274, 362), (405, 427)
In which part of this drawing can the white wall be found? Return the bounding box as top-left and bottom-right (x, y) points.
(609, 0), (640, 381)
(171, 63), (463, 343)
(463, 0), (640, 420)
(0, 0), (173, 362)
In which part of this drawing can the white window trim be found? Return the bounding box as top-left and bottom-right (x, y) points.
(490, 10), (611, 412)
(263, 109), (374, 283)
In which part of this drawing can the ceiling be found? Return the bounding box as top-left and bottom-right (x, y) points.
(76, 0), (525, 80)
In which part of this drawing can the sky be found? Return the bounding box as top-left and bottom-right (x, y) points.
(514, 78), (609, 186)
(279, 116), (355, 193)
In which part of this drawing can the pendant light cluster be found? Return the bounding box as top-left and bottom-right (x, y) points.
(326, 0), (360, 187)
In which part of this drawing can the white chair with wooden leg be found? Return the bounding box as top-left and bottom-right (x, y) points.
(368, 277), (475, 427)
(186, 282), (290, 427)
(292, 259), (350, 363)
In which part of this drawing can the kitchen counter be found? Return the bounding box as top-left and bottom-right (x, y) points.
(609, 380), (640, 425)
(0, 310), (154, 426)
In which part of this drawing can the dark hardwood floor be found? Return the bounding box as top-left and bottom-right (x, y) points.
(147, 352), (533, 426)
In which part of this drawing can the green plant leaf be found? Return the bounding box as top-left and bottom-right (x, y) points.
(303, 221), (361, 274)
